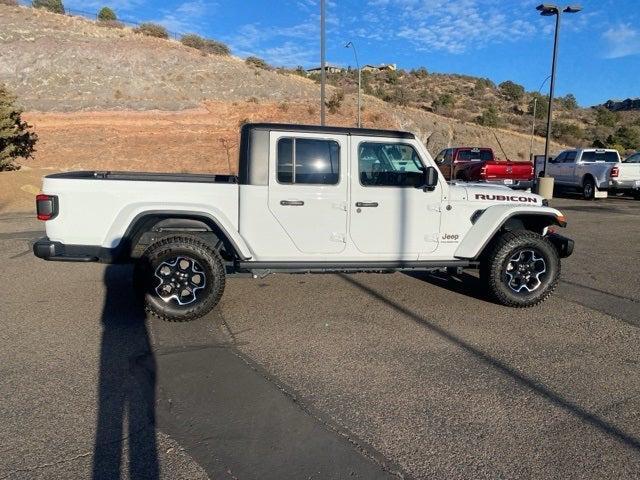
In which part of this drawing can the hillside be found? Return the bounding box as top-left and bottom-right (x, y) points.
(319, 69), (640, 154)
(0, 2), (580, 214)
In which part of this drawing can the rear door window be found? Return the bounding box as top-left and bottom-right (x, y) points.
(457, 149), (493, 161)
(277, 138), (340, 185)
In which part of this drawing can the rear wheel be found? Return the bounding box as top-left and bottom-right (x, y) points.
(134, 235), (226, 321)
(582, 178), (596, 200)
(481, 231), (559, 307)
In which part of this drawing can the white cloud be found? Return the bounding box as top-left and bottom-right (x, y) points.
(360, 0), (554, 54)
(602, 24), (640, 59)
(153, 0), (217, 34)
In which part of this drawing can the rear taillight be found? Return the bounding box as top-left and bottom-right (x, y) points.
(480, 165), (487, 178)
(610, 166), (619, 178)
(36, 194), (58, 221)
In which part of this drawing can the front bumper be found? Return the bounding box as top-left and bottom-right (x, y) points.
(33, 237), (102, 262)
(546, 233), (574, 258)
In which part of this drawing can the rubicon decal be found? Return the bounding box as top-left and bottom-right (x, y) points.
(475, 194), (538, 203)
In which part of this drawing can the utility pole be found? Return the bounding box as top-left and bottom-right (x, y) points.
(345, 41), (361, 127)
(320, 0), (326, 126)
(529, 74), (551, 162)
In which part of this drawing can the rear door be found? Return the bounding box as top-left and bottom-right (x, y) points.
(556, 150), (576, 184)
(267, 131), (348, 254)
(348, 137), (442, 257)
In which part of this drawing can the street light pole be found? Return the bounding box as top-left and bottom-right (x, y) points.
(345, 41), (361, 127)
(542, 10), (561, 177)
(536, 4), (582, 175)
(535, 4), (581, 197)
(320, 0), (326, 126)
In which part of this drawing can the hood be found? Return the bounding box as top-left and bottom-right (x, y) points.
(448, 182), (544, 206)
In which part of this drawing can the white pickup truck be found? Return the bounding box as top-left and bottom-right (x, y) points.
(33, 123), (573, 321)
(543, 148), (640, 200)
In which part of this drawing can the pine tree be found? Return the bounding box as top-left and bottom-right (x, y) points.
(0, 85), (37, 171)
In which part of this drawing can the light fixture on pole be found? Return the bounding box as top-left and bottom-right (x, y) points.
(320, 0), (326, 126)
(345, 41), (361, 128)
(535, 3), (582, 198)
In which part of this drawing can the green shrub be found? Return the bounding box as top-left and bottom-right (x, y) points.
(0, 85), (37, 171)
(97, 7), (117, 21)
(498, 80), (525, 102)
(325, 90), (344, 114)
(245, 56), (270, 69)
(411, 67), (429, 78)
(180, 34), (230, 55)
(607, 126), (640, 150)
(552, 121), (584, 144)
(134, 22), (169, 39)
(560, 93), (578, 110)
(594, 107), (618, 128)
(32, 0), (64, 13)
(0, 0), (19, 6)
(433, 93), (454, 112)
(476, 105), (500, 127)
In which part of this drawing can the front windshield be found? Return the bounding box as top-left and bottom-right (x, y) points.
(623, 154), (640, 164)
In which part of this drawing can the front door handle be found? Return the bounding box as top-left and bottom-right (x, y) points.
(280, 200), (304, 206)
(355, 202), (378, 207)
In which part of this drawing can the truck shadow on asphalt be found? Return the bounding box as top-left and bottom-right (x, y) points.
(405, 270), (490, 303)
(92, 265), (160, 480)
(340, 274), (640, 454)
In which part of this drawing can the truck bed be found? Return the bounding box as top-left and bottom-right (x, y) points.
(46, 171), (238, 184)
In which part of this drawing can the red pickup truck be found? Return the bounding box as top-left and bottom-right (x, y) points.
(433, 147), (533, 190)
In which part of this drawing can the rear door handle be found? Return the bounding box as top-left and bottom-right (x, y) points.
(355, 202), (378, 207)
(280, 200), (304, 206)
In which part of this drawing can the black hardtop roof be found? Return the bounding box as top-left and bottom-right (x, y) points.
(242, 122), (416, 139)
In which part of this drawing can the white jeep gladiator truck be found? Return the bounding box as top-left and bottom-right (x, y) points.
(33, 123), (574, 321)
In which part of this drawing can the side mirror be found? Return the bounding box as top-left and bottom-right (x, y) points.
(423, 166), (438, 191)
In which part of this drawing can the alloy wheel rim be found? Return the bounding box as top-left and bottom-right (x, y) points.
(154, 256), (206, 305)
(504, 249), (547, 293)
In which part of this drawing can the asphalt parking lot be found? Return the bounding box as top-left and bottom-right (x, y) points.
(0, 196), (639, 480)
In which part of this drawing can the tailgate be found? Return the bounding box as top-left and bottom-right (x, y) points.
(618, 163), (640, 181)
(484, 161), (533, 180)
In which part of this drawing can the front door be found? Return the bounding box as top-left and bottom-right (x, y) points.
(349, 137), (442, 258)
(268, 131), (348, 254)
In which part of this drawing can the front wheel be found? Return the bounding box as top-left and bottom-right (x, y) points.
(134, 235), (226, 321)
(481, 231), (560, 308)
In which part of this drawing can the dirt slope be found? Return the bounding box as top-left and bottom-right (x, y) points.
(1, 4), (567, 214)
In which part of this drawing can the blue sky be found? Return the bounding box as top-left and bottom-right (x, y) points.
(62, 0), (639, 106)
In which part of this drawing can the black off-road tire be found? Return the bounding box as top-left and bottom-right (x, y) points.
(480, 230), (560, 308)
(134, 235), (226, 321)
(582, 178), (596, 200)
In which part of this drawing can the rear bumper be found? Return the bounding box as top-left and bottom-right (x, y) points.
(33, 237), (107, 262)
(609, 179), (640, 191)
(546, 233), (574, 258)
